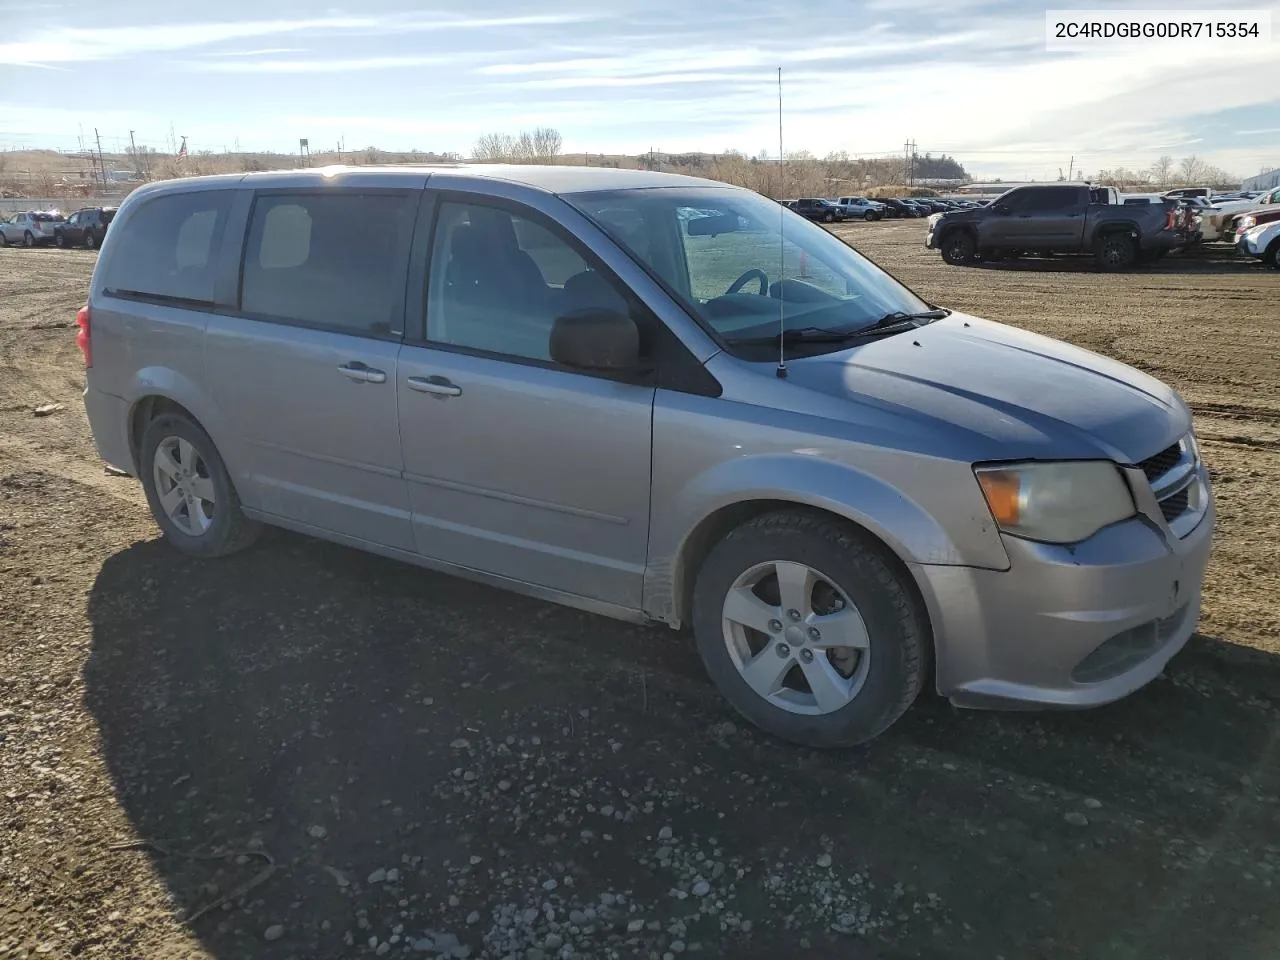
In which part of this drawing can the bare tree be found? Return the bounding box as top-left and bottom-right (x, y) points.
(473, 132), (517, 161)
(1151, 155), (1174, 188)
(531, 127), (563, 162)
(1178, 154), (1207, 185)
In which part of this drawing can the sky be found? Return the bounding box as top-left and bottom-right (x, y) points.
(1, 0), (1277, 181)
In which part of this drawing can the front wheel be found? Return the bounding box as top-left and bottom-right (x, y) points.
(692, 510), (930, 748)
(139, 413), (262, 558)
(823, 211), (835, 223)
(1264, 240), (1280, 270)
(1096, 233), (1136, 270)
(940, 231), (976, 265)
(22, 231), (34, 247)
(867, 211), (881, 222)
(85, 232), (98, 250)
(55, 233), (67, 248)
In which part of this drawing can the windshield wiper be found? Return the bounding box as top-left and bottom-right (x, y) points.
(726, 325), (875, 346)
(855, 308), (950, 332)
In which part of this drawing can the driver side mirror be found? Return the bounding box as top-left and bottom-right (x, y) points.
(550, 308), (642, 373)
(994, 203), (1011, 215)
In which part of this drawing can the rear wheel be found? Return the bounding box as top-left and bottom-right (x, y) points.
(1096, 232), (1136, 270)
(85, 231), (98, 250)
(692, 510), (929, 748)
(139, 413), (262, 558)
(940, 231), (976, 265)
(55, 233), (67, 248)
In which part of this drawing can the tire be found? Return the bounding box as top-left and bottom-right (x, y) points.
(1096, 232), (1136, 271)
(940, 230), (976, 265)
(823, 211), (835, 223)
(1265, 240), (1280, 270)
(139, 413), (261, 558)
(692, 509), (930, 748)
(85, 232), (98, 250)
(0, 232), (7, 247)
(55, 233), (67, 248)
(868, 211), (881, 222)
(23, 231), (34, 247)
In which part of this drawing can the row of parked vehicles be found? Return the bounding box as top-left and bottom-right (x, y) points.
(0, 206), (117, 249)
(783, 195), (982, 223)
(922, 182), (1280, 270)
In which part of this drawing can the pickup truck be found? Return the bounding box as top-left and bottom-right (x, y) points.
(924, 183), (1193, 269)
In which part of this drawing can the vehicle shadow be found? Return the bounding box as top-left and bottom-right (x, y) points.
(83, 531), (1280, 959)
(965, 246), (1265, 275)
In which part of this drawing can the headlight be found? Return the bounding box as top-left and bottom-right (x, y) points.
(974, 461), (1135, 544)
(1240, 215), (1256, 229)
(928, 212), (942, 225)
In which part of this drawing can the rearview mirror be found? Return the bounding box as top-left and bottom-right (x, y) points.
(686, 213), (740, 237)
(550, 308), (641, 372)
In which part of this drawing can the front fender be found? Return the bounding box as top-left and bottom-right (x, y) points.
(644, 453), (1006, 625)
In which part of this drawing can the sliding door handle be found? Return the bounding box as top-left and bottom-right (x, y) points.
(338, 362), (387, 384)
(407, 375), (462, 398)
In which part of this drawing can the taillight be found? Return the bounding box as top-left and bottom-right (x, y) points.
(1164, 210), (1176, 230)
(75, 305), (91, 368)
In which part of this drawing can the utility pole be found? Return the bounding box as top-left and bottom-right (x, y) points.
(1068, 155), (1075, 181)
(93, 128), (106, 188)
(129, 130), (142, 179)
(904, 139), (917, 186)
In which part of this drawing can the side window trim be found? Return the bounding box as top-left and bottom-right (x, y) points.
(227, 186), (421, 342)
(408, 188), (720, 396)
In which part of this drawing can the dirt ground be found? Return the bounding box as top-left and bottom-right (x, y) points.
(1, 222), (1278, 960)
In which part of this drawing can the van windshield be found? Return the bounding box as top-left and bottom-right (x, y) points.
(565, 186), (929, 346)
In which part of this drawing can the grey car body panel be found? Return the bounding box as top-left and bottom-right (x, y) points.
(81, 164), (1213, 710)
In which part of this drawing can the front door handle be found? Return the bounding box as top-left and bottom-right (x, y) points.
(406, 375), (462, 398)
(338, 362), (387, 384)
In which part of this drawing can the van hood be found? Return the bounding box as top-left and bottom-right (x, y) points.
(783, 313), (1189, 462)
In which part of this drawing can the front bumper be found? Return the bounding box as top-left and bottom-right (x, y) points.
(912, 463), (1214, 710)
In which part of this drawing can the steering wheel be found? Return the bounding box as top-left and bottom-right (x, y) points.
(725, 268), (769, 296)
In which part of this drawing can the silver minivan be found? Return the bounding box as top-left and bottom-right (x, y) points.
(77, 165), (1214, 747)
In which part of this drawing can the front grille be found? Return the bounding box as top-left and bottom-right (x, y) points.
(1160, 487), (1189, 523)
(1139, 442), (1181, 482)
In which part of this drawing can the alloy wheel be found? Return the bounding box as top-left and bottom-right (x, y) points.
(152, 436), (217, 536)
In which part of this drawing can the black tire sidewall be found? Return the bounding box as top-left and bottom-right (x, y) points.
(86, 232), (97, 250)
(139, 414), (248, 558)
(1098, 234), (1135, 269)
(692, 516), (926, 748)
(23, 231), (33, 247)
(941, 232), (974, 265)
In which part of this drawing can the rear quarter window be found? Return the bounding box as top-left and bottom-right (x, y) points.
(100, 190), (234, 304)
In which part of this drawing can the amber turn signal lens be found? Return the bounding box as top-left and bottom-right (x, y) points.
(976, 469), (1021, 526)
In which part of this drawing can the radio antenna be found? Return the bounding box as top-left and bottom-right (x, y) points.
(776, 66), (788, 379)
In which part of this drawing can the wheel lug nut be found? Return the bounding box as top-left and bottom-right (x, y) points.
(808, 628), (821, 641)
(776, 643), (790, 658)
(800, 649), (815, 664)
(768, 619), (783, 633)
(787, 609), (802, 621)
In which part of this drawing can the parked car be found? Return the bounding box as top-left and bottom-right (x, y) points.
(1221, 186), (1280, 239)
(78, 165), (1214, 748)
(0, 210), (65, 246)
(54, 206), (117, 249)
(835, 197), (885, 221)
(788, 198), (847, 223)
(1238, 221), (1280, 268)
(925, 183), (1193, 268)
(874, 198), (914, 218)
(892, 199), (928, 217)
(1162, 187), (1213, 200)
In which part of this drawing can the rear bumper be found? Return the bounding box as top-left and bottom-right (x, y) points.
(83, 382), (135, 476)
(912, 475), (1214, 710)
(1139, 230), (1189, 251)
